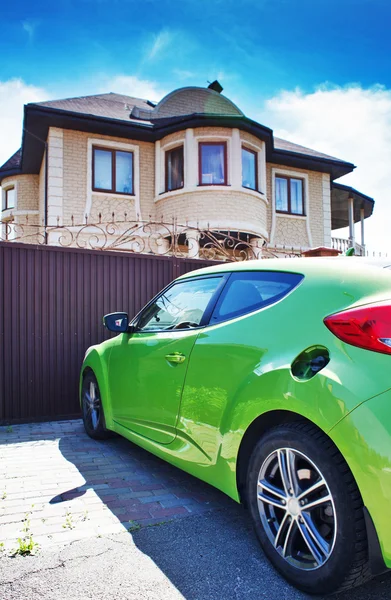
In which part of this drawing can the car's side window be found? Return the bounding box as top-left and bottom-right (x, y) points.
(210, 271), (304, 324)
(137, 276), (223, 332)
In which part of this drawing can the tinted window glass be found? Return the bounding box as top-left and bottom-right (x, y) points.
(166, 146), (184, 191)
(242, 148), (257, 190)
(276, 177), (288, 211)
(137, 277), (222, 332)
(200, 143), (226, 185)
(290, 178), (303, 214)
(94, 149), (112, 190)
(5, 187), (15, 209)
(210, 271), (303, 323)
(115, 151), (133, 194)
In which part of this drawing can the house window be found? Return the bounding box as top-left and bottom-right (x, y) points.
(4, 187), (15, 210)
(165, 146), (184, 192)
(199, 142), (227, 185)
(242, 147), (257, 190)
(275, 175), (305, 215)
(92, 147), (134, 195)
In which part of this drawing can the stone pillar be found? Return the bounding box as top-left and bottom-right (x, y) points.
(149, 235), (170, 255)
(360, 207), (365, 249)
(185, 129), (196, 188)
(155, 140), (161, 196)
(231, 128), (242, 188)
(348, 196), (355, 247)
(250, 237), (263, 259)
(156, 237), (170, 255)
(322, 174), (331, 247)
(47, 128), (64, 226)
(186, 230), (200, 258)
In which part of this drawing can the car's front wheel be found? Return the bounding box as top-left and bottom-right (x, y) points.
(81, 371), (111, 440)
(246, 422), (370, 595)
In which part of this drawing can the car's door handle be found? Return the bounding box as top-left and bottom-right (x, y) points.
(165, 352), (186, 364)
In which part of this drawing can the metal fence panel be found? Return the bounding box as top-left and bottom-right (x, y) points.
(0, 242), (218, 423)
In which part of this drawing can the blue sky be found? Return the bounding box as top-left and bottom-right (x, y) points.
(2, 0), (390, 106)
(1, 0), (391, 251)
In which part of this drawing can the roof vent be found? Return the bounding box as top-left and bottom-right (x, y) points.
(208, 80), (223, 94)
(130, 106), (141, 118)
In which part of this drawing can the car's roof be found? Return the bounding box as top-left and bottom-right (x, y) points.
(177, 256), (391, 280)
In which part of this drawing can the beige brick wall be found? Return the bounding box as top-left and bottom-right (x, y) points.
(2, 124), (330, 250)
(240, 131), (263, 147)
(39, 155), (45, 225)
(1, 175), (41, 244)
(193, 126), (233, 138)
(2, 174), (39, 212)
(160, 131), (185, 147)
(266, 163), (326, 248)
(61, 129), (155, 225)
(155, 189), (268, 237)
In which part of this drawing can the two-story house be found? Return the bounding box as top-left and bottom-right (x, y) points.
(0, 81), (374, 258)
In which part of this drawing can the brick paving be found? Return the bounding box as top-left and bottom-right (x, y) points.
(0, 420), (233, 551)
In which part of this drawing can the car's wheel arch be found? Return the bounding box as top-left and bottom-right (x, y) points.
(235, 410), (317, 504)
(235, 408), (387, 578)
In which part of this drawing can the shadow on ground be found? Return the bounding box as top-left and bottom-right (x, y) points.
(50, 423), (391, 600)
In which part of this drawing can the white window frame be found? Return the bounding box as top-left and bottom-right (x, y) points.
(240, 137), (266, 195)
(2, 180), (17, 214)
(155, 128), (268, 203)
(270, 168), (312, 247)
(85, 138), (140, 220)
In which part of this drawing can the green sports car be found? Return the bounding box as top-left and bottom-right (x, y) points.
(80, 257), (391, 595)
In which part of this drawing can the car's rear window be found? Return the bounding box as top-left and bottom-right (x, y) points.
(210, 271), (304, 324)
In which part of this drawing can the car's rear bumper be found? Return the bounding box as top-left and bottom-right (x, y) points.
(330, 387), (391, 570)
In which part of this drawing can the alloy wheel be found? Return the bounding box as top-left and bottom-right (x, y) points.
(83, 379), (101, 431)
(257, 447), (337, 570)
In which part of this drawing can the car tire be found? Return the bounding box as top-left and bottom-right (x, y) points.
(81, 371), (112, 440)
(246, 421), (371, 595)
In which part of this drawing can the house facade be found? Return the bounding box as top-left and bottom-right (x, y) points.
(0, 82), (374, 257)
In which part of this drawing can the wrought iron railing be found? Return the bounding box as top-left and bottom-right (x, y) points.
(0, 215), (304, 262)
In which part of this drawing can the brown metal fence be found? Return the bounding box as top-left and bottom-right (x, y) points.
(0, 242), (219, 423)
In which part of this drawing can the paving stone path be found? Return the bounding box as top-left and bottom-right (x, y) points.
(0, 420), (233, 551)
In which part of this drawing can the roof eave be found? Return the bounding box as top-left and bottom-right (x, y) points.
(15, 103), (356, 180)
(0, 167), (22, 184)
(271, 149), (355, 180)
(331, 182), (375, 229)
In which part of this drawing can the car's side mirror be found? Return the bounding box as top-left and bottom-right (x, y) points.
(103, 312), (129, 333)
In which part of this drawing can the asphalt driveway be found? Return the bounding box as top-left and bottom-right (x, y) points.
(1, 420), (390, 599)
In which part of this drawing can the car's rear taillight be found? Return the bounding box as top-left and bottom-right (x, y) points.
(324, 302), (391, 355)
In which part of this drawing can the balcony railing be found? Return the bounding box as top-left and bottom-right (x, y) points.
(332, 237), (365, 256)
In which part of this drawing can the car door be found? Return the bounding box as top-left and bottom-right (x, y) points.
(177, 270), (305, 460)
(107, 274), (226, 444)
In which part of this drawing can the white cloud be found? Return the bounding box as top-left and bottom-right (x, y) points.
(260, 84), (391, 254)
(99, 75), (167, 102)
(0, 78), (47, 166)
(0, 75), (166, 170)
(146, 29), (173, 62)
(22, 19), (39, 42)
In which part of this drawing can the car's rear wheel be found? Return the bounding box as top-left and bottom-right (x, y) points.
(81, 371), (111, 440)
(246, 421), (370, 595)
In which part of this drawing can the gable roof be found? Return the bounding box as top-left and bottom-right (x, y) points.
(36, 93), (154, 125)
(0, 149), (22, 177)
(0, 87), (356, 182)
(273, 137), (346, 164)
